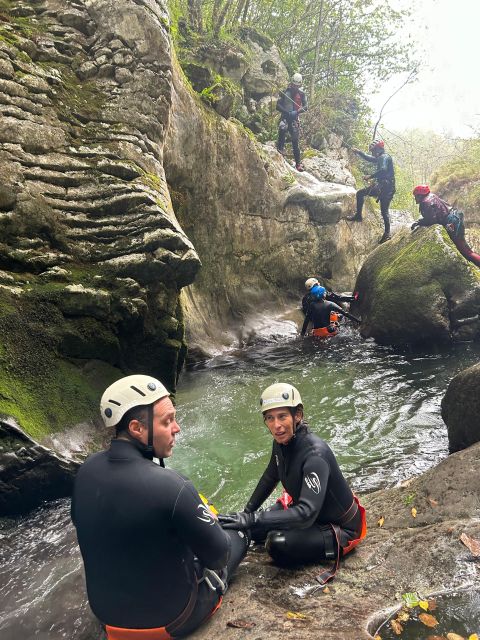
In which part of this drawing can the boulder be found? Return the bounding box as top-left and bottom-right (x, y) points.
(353, 226), (480, 345)
(0, 417), (80, 516)
(441, 362), (480, 453)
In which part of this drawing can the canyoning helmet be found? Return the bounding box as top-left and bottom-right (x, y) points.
(291, 72), (303, 87)
(100, 374), (170, 429)
(412, 185), (430, 197)
(369, 140), (385, 154)
(305, 277), (319, 291)
(260, 383), (303, 414)
(311, 284), (326, 300)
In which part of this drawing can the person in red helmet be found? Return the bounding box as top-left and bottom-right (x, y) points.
(412, 185), (480, 268)
(347, 140), (395, 244)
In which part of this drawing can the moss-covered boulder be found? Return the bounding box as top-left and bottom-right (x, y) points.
(352, 226), (480, 345)
(441, 362), (480, 453)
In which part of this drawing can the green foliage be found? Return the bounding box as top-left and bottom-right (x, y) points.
(431, 138), (480, 212)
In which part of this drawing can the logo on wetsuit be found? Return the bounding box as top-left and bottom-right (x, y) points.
(275, 454), (279, 467)
(304, 472), (321, 494)
(197, 503), (215, 525)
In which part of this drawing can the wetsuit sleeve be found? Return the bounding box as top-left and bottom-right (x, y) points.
(172, 481), (231, 570)
(244, 450), (279, 512)
(299, 91), (307, 114)
(253, 454), (330, 532)
(355, 150), (376, 163)
(301, 305), (312, 336)
(276, 93), (289, 116)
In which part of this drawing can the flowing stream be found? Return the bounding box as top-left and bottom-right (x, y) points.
(1, 328), (480, 639)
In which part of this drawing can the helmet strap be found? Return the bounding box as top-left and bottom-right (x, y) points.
(145, 403), (154, 461)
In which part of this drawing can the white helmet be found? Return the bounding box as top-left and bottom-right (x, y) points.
(100, 374), (169, 428)
(260, 383), (303, 413)
(292, 72), (303, 86)
(305, 277), (319, 291)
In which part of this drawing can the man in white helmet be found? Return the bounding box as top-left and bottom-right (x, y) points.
(276, 72), (308, 171)
(301, 277), (358, 316)
(71, 374), (248, 639)
(219, 383), (366, 583)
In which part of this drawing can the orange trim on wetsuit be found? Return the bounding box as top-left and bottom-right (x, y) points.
(311, 311), (340, 338)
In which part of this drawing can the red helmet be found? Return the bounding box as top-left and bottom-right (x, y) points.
(369, 140), (385, 152)
(412, 185), (430, 197)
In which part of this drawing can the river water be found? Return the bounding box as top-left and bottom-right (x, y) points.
(1, 327), (480, 639)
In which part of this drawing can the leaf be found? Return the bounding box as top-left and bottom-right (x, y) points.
(460, 532), (480, 557)
(373, 636), (382, 640)
(419, 600), (429, 610)
(411, 507), (417, 518)
(428, 598), (437, 611)
(227, 619), (256, 629)
(397, 609), (410, 622)
(468, 635), (479, 640)
(419, 613), (439, 628)
(446, 634), (466, 640)
(286, 611), (309, 620)
(402, 592), (420, 608)
(426, 636), (447, 640)
(323, 586), (330, 594)
(378, 516), (385, 527)
(391, 619), (403, 635)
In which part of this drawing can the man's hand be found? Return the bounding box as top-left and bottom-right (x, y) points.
(217, 511), (257, 530)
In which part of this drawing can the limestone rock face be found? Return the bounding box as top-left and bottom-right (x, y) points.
(441, 362), (480, 453)
(352, 226), (480, 345)
(164, 66), (381, 355)
(0, 0), (200, 425)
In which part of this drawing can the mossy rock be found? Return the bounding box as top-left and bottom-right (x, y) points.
(353, 226), (480, 345)
(441, 362), (480, 453)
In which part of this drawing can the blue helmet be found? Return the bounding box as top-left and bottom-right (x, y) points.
(311, 284), (326, 299)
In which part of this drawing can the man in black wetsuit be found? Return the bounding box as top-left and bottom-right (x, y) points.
(219, 383), (366, 583)
(71, 375), (248, 640)
(347, 140), (395, 244)
(302, 277), (357, 316)
(276, 72), (308, 171)
(301, 285), (360, 337)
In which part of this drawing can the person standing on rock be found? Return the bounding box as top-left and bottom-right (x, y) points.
(276, 72), (308, 172)
(301, 284), (360, 338)
(71, 374), (248, 639)
(412, 185), (480, 268)
(347, 140), (395, 244)
(218, 383), (366, 583)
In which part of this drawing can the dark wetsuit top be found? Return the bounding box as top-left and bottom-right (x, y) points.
(245, 424), (359, 540)
(417, 192), (451, 225)
(301, 298), (344, 335)
(277, 86), (307, 121)
(71, 439), (230, 629)
(356, 149), (395, 196)
(301, 291), (352, 315)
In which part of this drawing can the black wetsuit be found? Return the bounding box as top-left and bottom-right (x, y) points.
(301, 291), (354, 315)
(244, 424), (362, 564)
(355, 150), (395, 235)
(276, 86), (307, 165)
(71, 439), (247, 635)
(301, 298), (344, 336)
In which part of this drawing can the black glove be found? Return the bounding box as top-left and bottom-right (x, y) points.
(411, 221), (420, 231)
(217, 511), (258, 530)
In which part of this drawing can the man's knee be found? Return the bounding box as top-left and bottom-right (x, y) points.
(265, 530), (288, 563)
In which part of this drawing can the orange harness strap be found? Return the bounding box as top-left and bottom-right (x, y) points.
(105, 626), (172, 640)
(311, 311), (340, 338)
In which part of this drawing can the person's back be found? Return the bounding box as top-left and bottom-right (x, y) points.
(308, 298), (340, 329)
(72, 439), (229, 629)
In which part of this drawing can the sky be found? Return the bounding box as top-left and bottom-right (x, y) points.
(368, 0), (480, 138)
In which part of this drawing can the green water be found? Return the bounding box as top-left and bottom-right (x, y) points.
(173, 331), (480, 512)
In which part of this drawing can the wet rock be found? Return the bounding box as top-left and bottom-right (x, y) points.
(0, 417), (80, 516)
(353, 226), (480, 345)
(441, 362), (480, 452)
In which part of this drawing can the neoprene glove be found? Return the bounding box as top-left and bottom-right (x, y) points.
(217, 511), (258, 530)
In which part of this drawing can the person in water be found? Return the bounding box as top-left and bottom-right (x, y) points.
(302, 277), (358, 316)
(347, 140), (395, 244)
(71, 374), (248, 640)
(219, 383), (366, 583)
(276, 72), (308, 172)
(411, 185), (480, 268)
(301, 285), (360, 338)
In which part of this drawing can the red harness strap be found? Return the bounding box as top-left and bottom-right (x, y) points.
(316, 495), (367, 585)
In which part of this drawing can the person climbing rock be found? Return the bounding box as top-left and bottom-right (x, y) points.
(276, 72), (308, 172)
(301, 285), (360, 338)
(411, 185), (480, 268)
(218, 383), (366, 583)
(302, 277), (358, 316)
(347, 140), (395, 243)
(71, 375), (249, 639)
